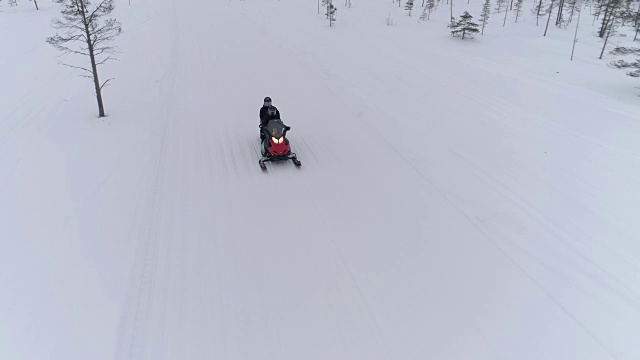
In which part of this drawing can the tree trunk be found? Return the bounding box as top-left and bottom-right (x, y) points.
(568, 0), (577, 23)
(78, 0), (106, 117)
(633, 2), (640, 40)
(544, 0), (555, 35)
(503, 1), (510, 25)
(571, 0), (582, 60)
(598, 0), (613, 37)
(536, 0), (544, 25)
(450, 0), (453, 25)
(599, 14), (615, 59)
(556, 0), (565, 25)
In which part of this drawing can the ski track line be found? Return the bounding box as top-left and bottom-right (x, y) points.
(256, 22), (497, 356)
(350, 41), (631, 360)
(124, 3), (180, 358)
(248, 10), (629, 357)
(304, 20), (640, 293)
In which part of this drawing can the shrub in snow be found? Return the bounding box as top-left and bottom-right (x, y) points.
(449, 11), (480, 39)
(386, 11), (396, 25)
(610, 46), (640, 77)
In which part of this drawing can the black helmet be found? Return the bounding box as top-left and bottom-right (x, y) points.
(263, 97), (272, 105)
(268, 106), (277, 116)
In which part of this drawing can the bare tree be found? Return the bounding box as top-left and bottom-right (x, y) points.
(556, 0), (566, 25)
(544, 0), (556, 35)
(47, 0), (122, 118)
(571, 0), (583, 59)
(633, 1), (640, 40)
(450, 0), (454, 25)
(599, 10), (619, 58)
(567, 0), (579, 23)
(598, 0), (619, 37)
(535, 0), (546, 25)
(503, 0), (511, 25)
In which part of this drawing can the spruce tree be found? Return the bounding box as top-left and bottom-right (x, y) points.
(480, 0), (491, 33)
(449, 11), (481, 38)
(406, 0), (415, 15)
(420, 0), (436, 19)
(514, 0), (524, 22)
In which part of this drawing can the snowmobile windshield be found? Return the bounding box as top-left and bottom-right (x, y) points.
(264, 120), (287, 137)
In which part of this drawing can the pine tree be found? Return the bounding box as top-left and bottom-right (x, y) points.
(495, 0), (507, 12)
(566, 0), (579, 24)
(420, 0), (436, 19)
(322, 0), (331, 18)
(406, 0), (415, 15)
(449, 11), (481, 38)
(327, 1), (337, 26)
(480, 0), (491, 33)
(514, 0), (524, 21)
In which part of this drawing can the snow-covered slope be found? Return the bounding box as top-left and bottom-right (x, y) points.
(1, 0), (640, 359)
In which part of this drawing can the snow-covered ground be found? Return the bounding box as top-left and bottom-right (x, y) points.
(1, 0), (640, 359)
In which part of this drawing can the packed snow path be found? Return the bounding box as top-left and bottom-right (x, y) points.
(2, 0), (640, 359)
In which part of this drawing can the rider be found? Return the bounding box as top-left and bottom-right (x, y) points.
(259, 97), (281, 127)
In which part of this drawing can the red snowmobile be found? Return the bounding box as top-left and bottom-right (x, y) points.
(259, 119), (302, 170)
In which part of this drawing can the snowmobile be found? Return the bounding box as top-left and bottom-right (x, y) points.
(258, 119), (302, 170)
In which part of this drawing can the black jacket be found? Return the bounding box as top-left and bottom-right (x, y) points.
(259, 106), (281, 126)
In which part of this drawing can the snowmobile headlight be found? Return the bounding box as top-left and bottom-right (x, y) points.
(272, 136), (283, 144)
